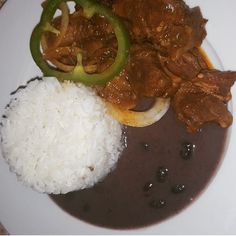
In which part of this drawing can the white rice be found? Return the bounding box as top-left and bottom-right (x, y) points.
(0, 77), (123, 194)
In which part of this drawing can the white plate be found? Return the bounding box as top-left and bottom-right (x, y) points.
(0, 0), (236, 234)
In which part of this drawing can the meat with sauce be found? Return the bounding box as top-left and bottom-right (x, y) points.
(44, 0), (207, 71)
(172, 70), (236, 132)
(95, 71), (139, 109)
(113, 0), (207, 58)
(96, 43), (177, 109)
(96, 43), (210, 108)
(43, 11), (116, 69)
(42, 0), (236, 132)
(160, 48), (209, 80)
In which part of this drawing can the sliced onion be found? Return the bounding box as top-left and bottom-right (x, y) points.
(106, 98), (170, 127)
(49, 59), (97, 73)
(42, 46), (84, 72)
(53, 2), (70, 48)
(41, 2), (71, 72)
(41, 2), (69, 50)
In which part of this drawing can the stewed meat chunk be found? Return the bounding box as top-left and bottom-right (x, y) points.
(95, 71), (139, 109)
(162, 48), (209, 80)
(96, 43), (175, 109)
(42, 0), (236, 132)
(113, 0), (207, 58)
(172, 70), (236, 132)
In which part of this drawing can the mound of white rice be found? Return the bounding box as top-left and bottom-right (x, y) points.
(0, 77), (123, 194)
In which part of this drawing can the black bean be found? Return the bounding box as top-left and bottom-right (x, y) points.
(149, 199), (166, 209)
(180, 142), (195, 160)
(143, 182), (153, 192)
(172, 184), (185, 194)
(157, 166), (168, 183)
(141, 142), (150, 151)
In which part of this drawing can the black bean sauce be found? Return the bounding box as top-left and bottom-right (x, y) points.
(50, 108), (227, 229)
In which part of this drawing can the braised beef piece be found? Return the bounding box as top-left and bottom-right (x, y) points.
(84, 37), (117, 73)
(95, 70), (139, 109)
(127, 43), (173, 98)
(172, 70), (236, 132)
(96, 43), (176, 109)
(113, 0), (207, 58)
(192, 70), (236, 102)
(161, 48), (208, 80)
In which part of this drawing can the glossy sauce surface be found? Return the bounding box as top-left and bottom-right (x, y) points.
(50, 108), (227, 229)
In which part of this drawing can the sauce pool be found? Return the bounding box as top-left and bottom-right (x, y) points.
(50, 108), (227, 229)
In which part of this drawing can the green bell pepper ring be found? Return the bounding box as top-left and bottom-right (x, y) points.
(30, 0), (130, 85)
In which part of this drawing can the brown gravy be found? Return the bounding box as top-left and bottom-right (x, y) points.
(50, 108), (227, 229)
